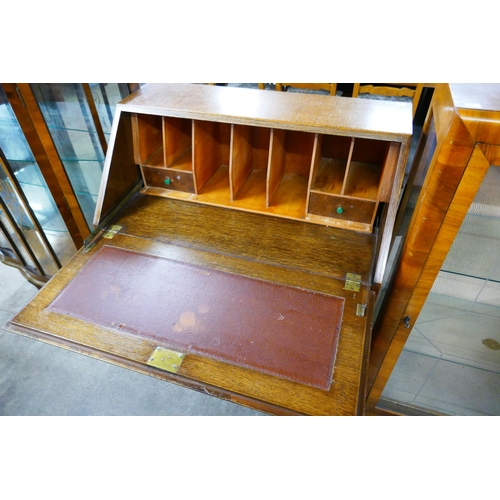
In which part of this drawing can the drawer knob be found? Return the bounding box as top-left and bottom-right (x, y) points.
(164, 177), (172, 185)
(336, 206), (344, 214)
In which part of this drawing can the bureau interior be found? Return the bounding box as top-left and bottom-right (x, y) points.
(134, 113), (400, 231)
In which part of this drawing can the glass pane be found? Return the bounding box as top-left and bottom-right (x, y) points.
(0, 171), (55, 275)
(88, 83), (130, 139)
(0, 206), (38, 272)
(30, 83), (105, 229)
(382, 165), (500, 416)
(0, 87), (76, 271)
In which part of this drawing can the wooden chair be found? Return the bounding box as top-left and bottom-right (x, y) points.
(209, 83), (268, 90)
(275, 83), (337, 95)
(352, 83), (424, 118)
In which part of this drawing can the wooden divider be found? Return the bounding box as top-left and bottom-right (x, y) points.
(267, 129), (314, 208)
(134, 111), (401, 232)
(310, 135), (353, 195)
(378, 142), (401, 202)
(193, 120), (231, 194)
(230, 125), (270, 202)
(136, 114), (163, 166)
(163, 117), (192, 170)
(305, 135), (400, 229)
(266, 128), (286, 206)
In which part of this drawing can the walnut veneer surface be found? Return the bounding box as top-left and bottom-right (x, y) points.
(367, 83), (500, 413)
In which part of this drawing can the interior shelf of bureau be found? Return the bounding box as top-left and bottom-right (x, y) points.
(134, 113), (400, 232)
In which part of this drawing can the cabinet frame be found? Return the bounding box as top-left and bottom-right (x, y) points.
(367, 83), (500, 415)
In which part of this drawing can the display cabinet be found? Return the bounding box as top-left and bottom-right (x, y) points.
(367, 83), (500, 415)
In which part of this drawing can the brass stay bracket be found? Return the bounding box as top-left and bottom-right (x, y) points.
(344, 273), (362, 293)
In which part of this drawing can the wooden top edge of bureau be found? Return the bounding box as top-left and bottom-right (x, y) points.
(117, 83), (413, 140)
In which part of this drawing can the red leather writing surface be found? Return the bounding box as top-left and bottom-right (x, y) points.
(48, 246), (344, 390)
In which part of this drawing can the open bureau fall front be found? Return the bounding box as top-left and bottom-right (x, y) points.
(6, 84), (412, 415)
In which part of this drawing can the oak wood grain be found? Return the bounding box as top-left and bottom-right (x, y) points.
(137, 113), (163, 164)
(163, 116), (192, 167)
(142, 166), (194, 193)
(193, 120), (231, 193)
(117, 84), (412, 141)
(94, 110), (142, 225)
(8, 195), (375, 415)
(230, 124), (270, 201)
(378, 142), (401, 203)
(308, 192), (377, 227)
(118, 195), (375, 282)
(96, 84), (411, 284)
(267, 128), (286, 206)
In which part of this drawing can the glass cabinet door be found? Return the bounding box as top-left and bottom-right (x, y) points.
(30, 84), (105, 229)
(29, 84), (135, 230)
(381, 164), (500, 416)
(0, 87), (76, 277)
(88, 83), (132, 139)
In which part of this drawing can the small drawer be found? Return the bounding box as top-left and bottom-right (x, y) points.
(142, 166), (195, 194)
(308, 192), (377, 225)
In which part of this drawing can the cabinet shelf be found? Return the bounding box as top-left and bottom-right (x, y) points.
(143, 147), (164, 168)
(342, 161), (382, 200)
(309, 134), (352, 195)
(311, 157), (348, 194)
(135, 116), (400, 232)
(166, 148), (192, 172)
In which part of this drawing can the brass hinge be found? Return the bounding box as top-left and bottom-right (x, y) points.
(344, 273), (362, 292)
(85, 225), (123, 252)
(147, 347), (185, 373)
(103, 224), (122, 239)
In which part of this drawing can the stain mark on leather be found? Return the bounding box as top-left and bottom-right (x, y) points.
(180, 311), (196, 327)
(482, 338), (500, 350)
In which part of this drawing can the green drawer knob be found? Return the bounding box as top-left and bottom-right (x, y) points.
(336, 206), (344, 214)
(164, 177), (172, 185)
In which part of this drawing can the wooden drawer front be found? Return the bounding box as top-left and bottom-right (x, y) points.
(308, 192), (377, 225)
(142, 166), (195, 194)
